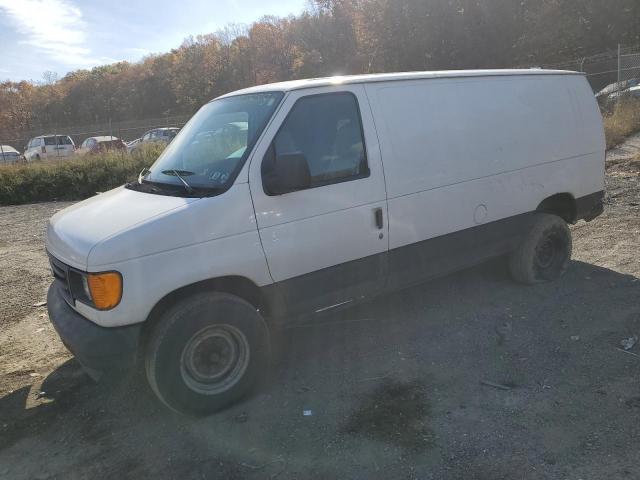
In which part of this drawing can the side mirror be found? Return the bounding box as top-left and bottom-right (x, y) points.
(262, 151), (311, 195)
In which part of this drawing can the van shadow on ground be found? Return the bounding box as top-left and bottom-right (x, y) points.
(1, 259), (639, 479)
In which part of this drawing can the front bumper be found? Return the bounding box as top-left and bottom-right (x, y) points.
(47, 282), (141, 376)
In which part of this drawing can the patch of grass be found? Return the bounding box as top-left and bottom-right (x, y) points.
(603, 97), (640, 149)
(0, 143), (164, 206)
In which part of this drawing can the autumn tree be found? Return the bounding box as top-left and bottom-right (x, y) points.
(0, 0), (638, 144)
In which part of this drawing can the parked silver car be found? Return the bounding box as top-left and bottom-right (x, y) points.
(0, 145), (21, 163)
(127, 127), (180, 153)
(596, 78), (640, 109)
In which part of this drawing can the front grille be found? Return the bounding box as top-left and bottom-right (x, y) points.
(49, 254), (73, 306)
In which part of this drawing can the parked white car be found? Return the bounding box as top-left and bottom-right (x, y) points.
(0, 145), (21, 163)
(46, 70), (605, 415)
(24, 135), (75, 161)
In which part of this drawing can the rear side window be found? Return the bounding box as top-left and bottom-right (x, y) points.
(44, 136), (72, 146)
(272, 92), (368, 187)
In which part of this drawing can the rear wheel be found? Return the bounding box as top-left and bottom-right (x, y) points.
(509, 213), (572, 284)
(145, 292), (271, 416)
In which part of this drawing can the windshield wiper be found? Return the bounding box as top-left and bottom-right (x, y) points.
(138, 167), (149, 184)
(162, 169), (195, 194)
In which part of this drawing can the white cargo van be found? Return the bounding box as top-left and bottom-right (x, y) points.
(46, 70), (605, 415)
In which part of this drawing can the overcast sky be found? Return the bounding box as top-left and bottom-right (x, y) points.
(0, 0), (306, 82)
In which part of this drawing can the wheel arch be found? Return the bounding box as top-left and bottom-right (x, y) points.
(536, 193), (577, 224)
(140, 276), (276, 345)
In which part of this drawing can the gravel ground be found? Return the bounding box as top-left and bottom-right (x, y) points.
(0, 136), (639, 479)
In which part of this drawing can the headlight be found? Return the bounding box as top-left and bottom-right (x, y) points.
(69, 270), (122, 310)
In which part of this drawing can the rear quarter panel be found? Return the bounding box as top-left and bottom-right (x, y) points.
(366, 74), (605, 250)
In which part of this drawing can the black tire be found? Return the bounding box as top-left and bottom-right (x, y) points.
(145, 292), (271, 416)
(509, 213), (572, 284)
(34, 154), (40, 161)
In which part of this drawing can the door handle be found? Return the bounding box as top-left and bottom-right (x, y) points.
(374, 208), (384, 230)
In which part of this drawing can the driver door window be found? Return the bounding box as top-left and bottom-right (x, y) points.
(269, 92), (368, 190)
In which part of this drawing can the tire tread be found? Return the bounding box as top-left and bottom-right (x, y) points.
(144, 292), (270, 415)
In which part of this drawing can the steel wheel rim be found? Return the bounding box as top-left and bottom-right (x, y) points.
(180, 324), (250, 394)
(535, 235), (557, 269)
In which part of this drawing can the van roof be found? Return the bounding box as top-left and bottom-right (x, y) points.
(217, 69), (581, 99)
(37, 134), (72, 138)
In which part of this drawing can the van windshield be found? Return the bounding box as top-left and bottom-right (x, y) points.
(141, 92), (283, 195)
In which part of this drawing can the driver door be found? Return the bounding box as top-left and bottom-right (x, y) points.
(248, 85), (389, 315)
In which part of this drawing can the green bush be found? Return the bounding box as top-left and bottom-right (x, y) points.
(0, 143), (165, 206)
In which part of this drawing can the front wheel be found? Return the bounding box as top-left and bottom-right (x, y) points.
(509, 213), (572, 284)
(145, 292), (271, 416)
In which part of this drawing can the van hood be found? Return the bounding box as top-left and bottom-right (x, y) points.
(46, 186), (198, 269)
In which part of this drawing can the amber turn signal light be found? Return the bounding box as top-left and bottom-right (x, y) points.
(87, 272), (122, 310)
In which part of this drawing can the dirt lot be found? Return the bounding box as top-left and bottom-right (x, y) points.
(1, 135), (639, 479)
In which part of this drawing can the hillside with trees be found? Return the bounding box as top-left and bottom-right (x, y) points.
(1, 0), (638, 142)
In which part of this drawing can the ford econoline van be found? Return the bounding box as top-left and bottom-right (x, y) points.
(46, 70), (605, 415)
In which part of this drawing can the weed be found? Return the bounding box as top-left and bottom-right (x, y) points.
(603, 97), (640, 149)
